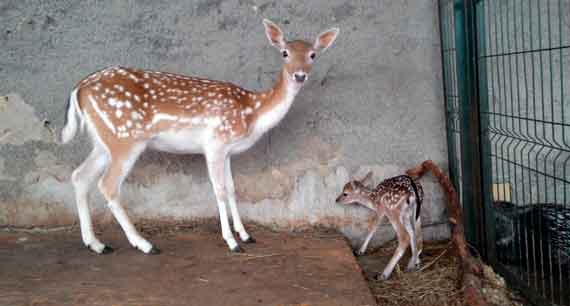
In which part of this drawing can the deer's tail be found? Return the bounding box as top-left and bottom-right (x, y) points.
(60, 88), (84, 144)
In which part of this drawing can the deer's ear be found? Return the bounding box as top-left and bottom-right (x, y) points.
(314, 27), (339, 52)
(263, 19), (286, 49)
(360, 171), (373, 186)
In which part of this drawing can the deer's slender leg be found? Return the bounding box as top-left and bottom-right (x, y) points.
(415, 218), (423, 256)
(206, 151), (240, 252)
(403, 202), (420, 271)
(224, 158), (253, 243)
(72, 145), (110, 254)
(98, 143), (157, 254)
(378, 221), (410, 280)
(357, 212), (385, 255)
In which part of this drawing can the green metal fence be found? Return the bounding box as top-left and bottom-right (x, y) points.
(438, 1), (570, 305)
(439, 0), (464, 206)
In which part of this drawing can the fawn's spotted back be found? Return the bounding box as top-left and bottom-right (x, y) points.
(375, 175), (423, 212)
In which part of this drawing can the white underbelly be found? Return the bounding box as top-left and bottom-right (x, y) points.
(147, 128), (209, 154)
(147, 127), (268, 156)
(229, 130), (265, 154)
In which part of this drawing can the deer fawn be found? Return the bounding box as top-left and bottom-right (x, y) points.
(336, 172), (423, 280)
(61, 19), (339, 254)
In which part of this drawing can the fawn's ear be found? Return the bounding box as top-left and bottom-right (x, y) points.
(314, 27), (340, 52)
(263, 19), (286, 49)
(360, 171), (373, 186)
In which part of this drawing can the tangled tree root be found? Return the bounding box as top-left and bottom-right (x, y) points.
(407, 160), (488, 306)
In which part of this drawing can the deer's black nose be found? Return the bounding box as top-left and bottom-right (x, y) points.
(294, 72), (307, 83)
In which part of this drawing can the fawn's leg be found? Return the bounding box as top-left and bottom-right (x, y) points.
(206, 151), (241, 252)
(225, 158), (254, 243)
(415, 217), (423, 257)
(72, 145), (110, 254)
(98, 143), (158, 254)
(403, 202), (420, 271)
(378, 221), (410, 280)
(357, 212), (385, 255)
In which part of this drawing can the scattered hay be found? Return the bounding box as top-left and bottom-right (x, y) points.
(359, 240), (528, 306)
(134, 219), (209, 236)
(360, 240), (463, 306)
(133, 219), (345, 240)
(480, 265), (526, 306)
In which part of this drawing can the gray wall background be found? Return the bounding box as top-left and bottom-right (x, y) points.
(0, 0), (450, 247)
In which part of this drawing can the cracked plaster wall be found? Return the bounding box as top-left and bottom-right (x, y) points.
(0, 0), (450, 247)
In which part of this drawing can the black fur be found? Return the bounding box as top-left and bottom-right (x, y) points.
(407, 176), (422, 221)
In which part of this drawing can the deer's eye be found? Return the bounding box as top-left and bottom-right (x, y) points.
(309, 52), (316, 60)
(282, 50), (289, 58)
(343, 193), (348, 196)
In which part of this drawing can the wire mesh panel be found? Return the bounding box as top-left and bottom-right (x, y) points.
(439, 0), (465, 205)
(439, 0), (570, 305)
(477, 1), (570, 305)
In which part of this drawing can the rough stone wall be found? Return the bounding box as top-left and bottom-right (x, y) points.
(0, 0), (450, 247)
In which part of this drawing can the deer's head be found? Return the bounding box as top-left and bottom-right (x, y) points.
(336, 172), (374, 205)
(263, 19), (339, 86)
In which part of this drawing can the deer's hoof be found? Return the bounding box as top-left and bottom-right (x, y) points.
(243, 236), (256, 244)
(88, 245), (114, 254)
(231, 245), (244, 253)
(87, 244), (113, 254)
(147, 246), (161, 255)
(101, 245), (114, 254)
(373, 273), (389, 281)
(406, 263), (420, 272)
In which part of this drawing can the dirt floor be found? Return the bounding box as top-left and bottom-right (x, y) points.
(1, 223), (531, 306)
(0, 223), (377, 306)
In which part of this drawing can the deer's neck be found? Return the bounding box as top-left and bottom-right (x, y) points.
(252, 69), (301, 134)
(360, 189), (379, 211)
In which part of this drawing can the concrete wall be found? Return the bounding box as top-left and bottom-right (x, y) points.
(0, 0), (450, 247)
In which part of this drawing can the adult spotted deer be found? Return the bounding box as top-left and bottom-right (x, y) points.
(61, 19), (339, 254)
(336, 173), (423, 280)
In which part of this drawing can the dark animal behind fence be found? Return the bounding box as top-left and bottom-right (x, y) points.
(493, 201), (570, 287)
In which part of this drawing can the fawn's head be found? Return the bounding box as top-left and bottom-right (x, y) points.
(336, 172), (374, 205)
(263, 19), (339, 86)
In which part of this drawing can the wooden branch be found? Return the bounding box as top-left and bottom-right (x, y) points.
(406, 160), (488, 306)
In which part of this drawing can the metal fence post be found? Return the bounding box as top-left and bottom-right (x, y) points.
(453, 0), (485, 252)
(473, 0), (497, 266)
